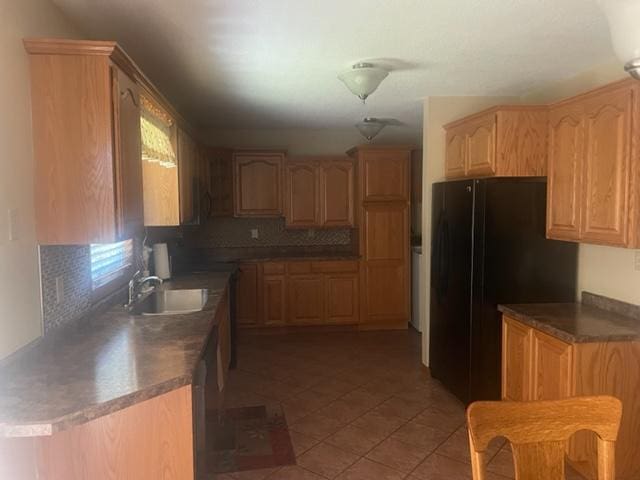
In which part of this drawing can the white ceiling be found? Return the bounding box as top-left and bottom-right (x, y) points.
(51, 0), (614, 140)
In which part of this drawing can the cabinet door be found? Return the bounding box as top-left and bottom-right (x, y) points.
(361, 151), (409, 201)
(581, 87), (633, 247)
(178, 128), (197, 224)
(285, 162), (320, 227)
(546, 102), (584, 241)
(112, 66), (143, 241)
(445, 126), (467, 178)
(466, 113), (497, 177)
(502, 316), (532, 401)
(325, 274), (359, 324)
(263, 275), (287, 325)
(236, 263), (258, 326)
(320, 161), (354, 227)
(288, 275), (324, 325)
(207, 148), (233, 217)
(361, 203), (409, 324)
(531, 329), (573, 400)
(234, 153), (283, 216)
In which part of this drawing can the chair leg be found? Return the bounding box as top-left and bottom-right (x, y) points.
(468, 429), (486, 480)
(597, 439), (615, 480)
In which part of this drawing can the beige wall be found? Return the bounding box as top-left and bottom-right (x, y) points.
(0, 0), (81, 358)
(521, 60), (640, 306)
(200, 127), (422, 155)
(419, 95), (519, 365)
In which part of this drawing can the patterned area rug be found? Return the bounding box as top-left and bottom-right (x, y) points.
(206, 404), (295, 475)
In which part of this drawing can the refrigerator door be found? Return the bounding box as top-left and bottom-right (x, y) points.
(429, 180), (474, 403)
(469, 178), (578, 402)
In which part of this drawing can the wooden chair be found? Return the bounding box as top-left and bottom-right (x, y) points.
(466, 396), (622, 480)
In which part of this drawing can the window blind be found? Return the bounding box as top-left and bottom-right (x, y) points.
(90, 239), (134, 290)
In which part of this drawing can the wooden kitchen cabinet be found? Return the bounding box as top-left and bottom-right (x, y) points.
(237, 259), (359, 328)
(178, 127), (199, 225)
(203, 148), (234, 217)
(284, 157), (355, 228)
(233, 151), (284, 217)
(320, 160), (355, 227)
(325, 274), (359, 324)
(261, 262), (287, 327)
(25, 39), (145, 244)
(444, 106), (548, 179)
(502, 314), (640, 480)
(531, 329), (573, 400)
(285, 162), (320, 227)
(501, 316), (532, 401)
(349, 145), (412, 329)
(546, 79), (640, 248)
(236, 263), (259, 326)
(288, 274), (324, 324)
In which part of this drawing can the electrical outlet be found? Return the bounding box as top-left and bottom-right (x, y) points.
(250, 228), (259, 239)
(8, 208), (18, 241)
(635, 250), (640, 272)
(55, 276), (64, 304)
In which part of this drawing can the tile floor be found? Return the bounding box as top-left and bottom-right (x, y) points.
(218, 329), (582, 480)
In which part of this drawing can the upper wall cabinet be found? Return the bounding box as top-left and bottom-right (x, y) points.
(284, 157), (355, 228)
(444, 107), (548, 179)
(547, 79), (640, 248)
(202, 148), (234, 218)
(177, 127), (199, 225)
(233, 151), (284, 217)
(25, 39), (144, 244)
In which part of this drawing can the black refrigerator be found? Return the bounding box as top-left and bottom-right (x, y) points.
(429, 178), (577, 404)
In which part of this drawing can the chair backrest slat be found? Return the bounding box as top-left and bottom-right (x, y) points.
(466, 396), (622, 480)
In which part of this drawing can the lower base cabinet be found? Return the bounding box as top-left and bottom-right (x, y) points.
(502, 315), (640, 480)
(237, 260), (359, 327)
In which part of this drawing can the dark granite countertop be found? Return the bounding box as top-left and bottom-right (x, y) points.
(499, 293), (640, 344)
(0, 272), (231, 438)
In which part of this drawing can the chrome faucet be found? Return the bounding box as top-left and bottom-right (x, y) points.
(126, 271), (163, 308)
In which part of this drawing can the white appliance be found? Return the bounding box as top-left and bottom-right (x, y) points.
(411, 245), (422, 332)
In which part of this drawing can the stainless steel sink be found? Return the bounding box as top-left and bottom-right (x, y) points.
(132, 289), (208, 315)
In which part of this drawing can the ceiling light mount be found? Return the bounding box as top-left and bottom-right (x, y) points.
(356, 117), (386, 141)
(338, 62), (389, 103)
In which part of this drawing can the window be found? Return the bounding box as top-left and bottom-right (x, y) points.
(90, 240), (134, 290)
(140, 94), (177, 168)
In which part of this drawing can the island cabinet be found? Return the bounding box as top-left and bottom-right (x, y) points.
(349, 145), (412, 329)
(501, 313), (640, 480)
(25, 39), (145, 244)
(233, 151), (285, 217)
(284, 157), (355, 228)
(546, 79), (640, 248)
(444, 106), (548, 179)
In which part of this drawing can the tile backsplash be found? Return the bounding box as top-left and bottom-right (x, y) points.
(184, 217), (352, 248)
(39, 245), (92, 333)
(39, 239), (141, 334)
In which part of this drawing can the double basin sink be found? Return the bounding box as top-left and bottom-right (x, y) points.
(130, 289), (208, 316)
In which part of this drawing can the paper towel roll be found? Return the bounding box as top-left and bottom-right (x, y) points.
(153, 243), (171, 279)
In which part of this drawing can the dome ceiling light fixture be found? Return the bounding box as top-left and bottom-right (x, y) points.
(598, 0), (640, 79)
(356, 117), (387, 141)
(338, 62), (389, 103)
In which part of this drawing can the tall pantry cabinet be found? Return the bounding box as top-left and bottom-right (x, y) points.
(349, 145), (413, 329)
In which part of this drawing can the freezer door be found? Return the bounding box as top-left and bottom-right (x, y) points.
(429, 180), (474, 403)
